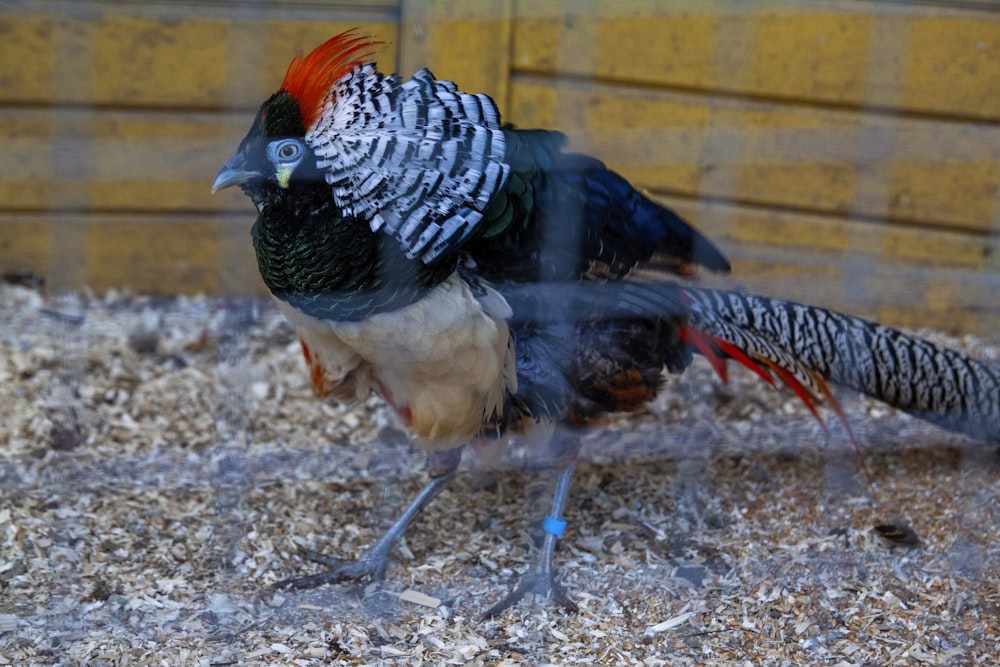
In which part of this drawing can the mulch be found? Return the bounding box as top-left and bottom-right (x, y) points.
(1, 283), (998, 665)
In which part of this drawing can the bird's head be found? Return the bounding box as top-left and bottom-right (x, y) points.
(212, 29), (378, 205)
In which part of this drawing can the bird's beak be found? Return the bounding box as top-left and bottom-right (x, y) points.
(211, 153), (261, 193)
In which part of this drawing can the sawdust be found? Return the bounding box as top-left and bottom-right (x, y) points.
(1, 283), (998, 665)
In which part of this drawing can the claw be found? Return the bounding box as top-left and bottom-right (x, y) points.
(271, 546), (389, 590)
(271, 471), (455, 592)
(481, 570), (578, 618)
(295, 545), (350, 569)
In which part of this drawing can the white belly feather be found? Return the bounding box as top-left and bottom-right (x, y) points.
(276, 271), (515, 451)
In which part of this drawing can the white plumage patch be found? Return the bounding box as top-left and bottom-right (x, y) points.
(278, 272), (515, 451)
(306, 66), (510, 263)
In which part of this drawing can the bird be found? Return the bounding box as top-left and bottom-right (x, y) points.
(213, 29), (1000, 616)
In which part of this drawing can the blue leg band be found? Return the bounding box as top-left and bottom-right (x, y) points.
(543, 515), (567, 537)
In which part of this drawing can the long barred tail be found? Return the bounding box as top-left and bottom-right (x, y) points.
(682, 287), (1000, 443)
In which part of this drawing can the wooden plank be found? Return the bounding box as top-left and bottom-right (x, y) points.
(659, 193), (998, 273)
(512, 0), (1000, 121)
(0, 108), (260, 213)
(0, 12), (58, 104)
(12, 88), (993, 240)
(900, 12), (1000, 120)
(721, 263), (998, 335)
(508, 78), (1000, 233)
(399, 0), (513, 111)
(654, 195), (999, 334)
(2, 205), (994, 333)
(0, 7), (399, 109)
(0, 216), (51, 281)
(82, 216), (258, 295)
(0, 105), (304, 215)
(0, 213), (263, 295)
(1, 0), (994, 333)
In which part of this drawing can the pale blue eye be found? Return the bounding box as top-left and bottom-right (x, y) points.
(277, 142), (299, 160)
(268, 139), (305, 165)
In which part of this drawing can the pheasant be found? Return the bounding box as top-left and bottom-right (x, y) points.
(213, 30), (1000, 616)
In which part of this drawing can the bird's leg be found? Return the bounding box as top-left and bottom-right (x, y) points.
(273, 448), (460, 590)
(482, 432), (580, 618)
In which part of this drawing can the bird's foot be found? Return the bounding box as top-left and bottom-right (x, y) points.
(271, 543), (392, 591)
(481, 568), (578, 618)
(482, 462), (579, 618)
(271, 470), (456, 592)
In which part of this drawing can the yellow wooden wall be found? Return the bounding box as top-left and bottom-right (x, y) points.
(507, 0), (1000, 333)
(0, 1), (403, 295)
(1, 0), (998, 333)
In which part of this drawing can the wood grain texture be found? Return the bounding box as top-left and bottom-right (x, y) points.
(0, 213), (262, 295)
(512, 0), (1000, 120)
(0, 107), (268, 214)
(0, 0), (996, 334)
(656, 194), (998, 333)
(0, 9), (399, 109)
(399, 0), (513, 111)
(509, 78), (1000, 233)
(502, 0), (999, 333)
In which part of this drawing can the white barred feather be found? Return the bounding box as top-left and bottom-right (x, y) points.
(306, 66), (510, 263)
(685, 288), (1000, 442)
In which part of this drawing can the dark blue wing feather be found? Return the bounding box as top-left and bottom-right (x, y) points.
(466, 128), (730, 284)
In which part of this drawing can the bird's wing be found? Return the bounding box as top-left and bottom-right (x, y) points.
(465, 128), (731, 285)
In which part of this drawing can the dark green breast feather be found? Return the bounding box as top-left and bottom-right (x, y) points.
(252, 181), (454, 322)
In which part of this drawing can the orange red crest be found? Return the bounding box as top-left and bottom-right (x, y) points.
(280, 29), (379, 130)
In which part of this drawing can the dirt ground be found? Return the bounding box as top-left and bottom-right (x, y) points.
(1, 282), (998, 666)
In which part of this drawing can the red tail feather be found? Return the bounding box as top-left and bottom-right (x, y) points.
(684, 326), (878, 503)
(683, 326), (829, 429)
(680, 326), (777, 388)
(813, 372), (877, 493)
(762, 361), (826, 431)
(680, 326), (729, 382)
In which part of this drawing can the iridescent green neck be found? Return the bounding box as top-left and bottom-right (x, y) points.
(251, 182), (454, 322)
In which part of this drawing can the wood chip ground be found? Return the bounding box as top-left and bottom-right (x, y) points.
(1, 284), (998, 665)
